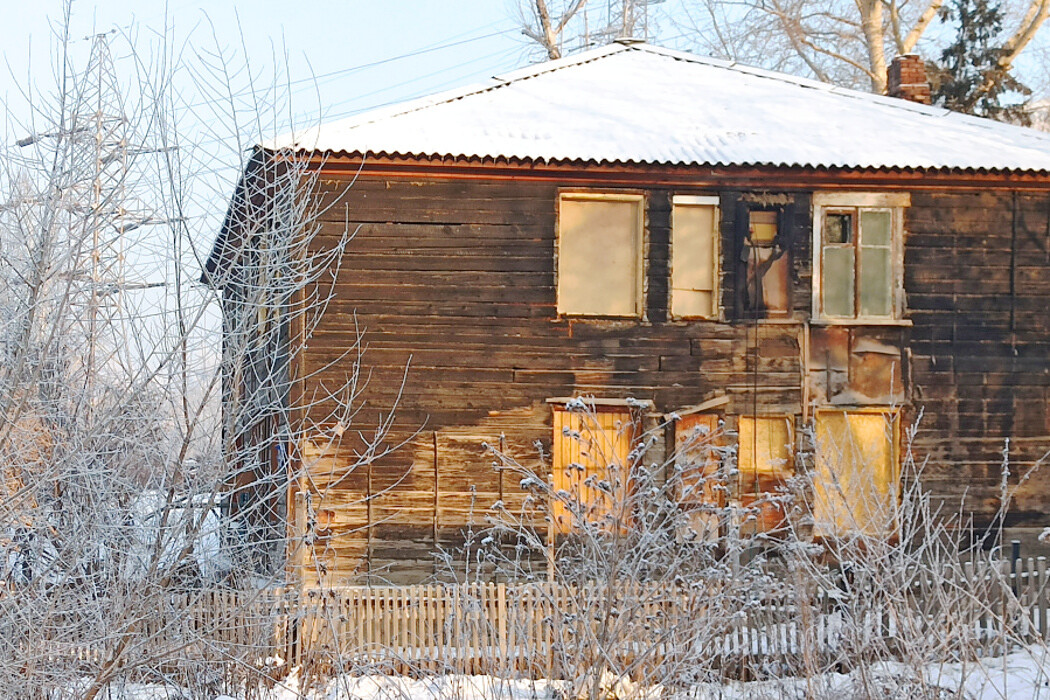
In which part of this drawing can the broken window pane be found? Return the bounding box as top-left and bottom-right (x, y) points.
(746, 246), (790, 315)
(822, 246), (855, 317)
(671, 201), (719, 318)
(558, 195), (643, 317)
(812, 410), (898, 538)
(825, 213), (853, 244)
(749, 210), (778, 244)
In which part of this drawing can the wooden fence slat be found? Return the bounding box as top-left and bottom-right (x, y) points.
(52, 555), (1050, 689)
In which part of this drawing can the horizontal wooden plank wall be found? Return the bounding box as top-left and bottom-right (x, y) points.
(289, 176), (1050, 584)
(294, 177), (805, 584)
(907, 192), (1050, 523)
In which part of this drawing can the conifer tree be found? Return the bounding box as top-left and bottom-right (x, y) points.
(929, 0), (1032, 123)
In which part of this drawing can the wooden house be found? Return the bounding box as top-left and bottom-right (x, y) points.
(205, 43), (1050, 585)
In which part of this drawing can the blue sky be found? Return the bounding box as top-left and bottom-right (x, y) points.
(0, 1), (539, 136)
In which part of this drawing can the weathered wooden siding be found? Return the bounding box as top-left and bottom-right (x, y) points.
(293, 177), (805, 584)
(906, 191), (1050, 524)
(287, 176), (1050, 585)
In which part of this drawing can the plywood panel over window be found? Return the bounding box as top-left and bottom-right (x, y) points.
(671, 196), (719, 319)
(738, 416), (794, 532)
(551, 406), (637, 533)
(674, 413), (724, 537)
(557, 193), (643, 317)
(813, 409), (899, 538)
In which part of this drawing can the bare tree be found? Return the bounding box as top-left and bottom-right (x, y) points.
(521, 0), (591, 59)
(519, 0), (668, 58)
(466, 400), (1050, 699)
(0, 7), (399, 697)
(680, 0), (1049, 93)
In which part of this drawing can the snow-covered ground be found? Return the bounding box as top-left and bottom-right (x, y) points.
(53, 646), (1050, 700)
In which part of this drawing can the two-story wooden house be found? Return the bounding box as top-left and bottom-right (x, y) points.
(206, 42), (1050, 585)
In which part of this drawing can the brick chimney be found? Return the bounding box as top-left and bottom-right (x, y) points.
(887, 54), (931, 104)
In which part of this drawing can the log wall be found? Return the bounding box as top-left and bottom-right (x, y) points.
(286, 175), (1050, 585)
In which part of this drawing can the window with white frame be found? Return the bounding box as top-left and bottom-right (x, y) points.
(813, 193), (908, 320)
(557, 192), (644, 317)
(670, 195), (720, 319)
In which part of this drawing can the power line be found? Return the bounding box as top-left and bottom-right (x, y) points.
(289, 24), (517, 91)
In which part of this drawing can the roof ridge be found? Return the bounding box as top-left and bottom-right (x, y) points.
(275, 44), (631, 150)
(636, 43), (1050, 140)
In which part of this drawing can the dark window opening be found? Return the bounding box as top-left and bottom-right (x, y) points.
(740, 205), (793, 318)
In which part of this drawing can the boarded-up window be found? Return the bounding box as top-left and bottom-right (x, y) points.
(671, 196), (719, 318)
(557, 193), (643, 317)
(812, 409), (899, 538)
(551, 406), (637, 533)
(673, 413), (724, 537)
(817, 199), (901, 320)
(738, 416), (794, 532)
(744, 209), (790, 316)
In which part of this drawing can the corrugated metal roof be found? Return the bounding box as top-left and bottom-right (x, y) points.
(268, 43), (1050, 173)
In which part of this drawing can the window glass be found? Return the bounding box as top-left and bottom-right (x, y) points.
(558, 195), (642, 317)
(551, 406), (636, 533)
(671, 200), (719, 318)
(822, 247), (855, 317)
(861, 210), (892, 246)
(813, 410), (898, 537)
(859, 210), (893, 317)
(820, 206), (897, 319)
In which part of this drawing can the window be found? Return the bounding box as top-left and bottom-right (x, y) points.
(812, 409), (900, 538)
(732, 202), (796, 318)
(671, 196), (720, 319)
(813, 193), (908, 320)
(738, 416), (794, 532)
(550, 403), (639, 533)
(673, 413), (725, 537)
(557, 193), (644, 317)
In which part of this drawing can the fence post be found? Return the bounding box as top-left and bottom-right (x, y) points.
(1038, 557), (1048, 640)
(1012, 540), (1021, 597)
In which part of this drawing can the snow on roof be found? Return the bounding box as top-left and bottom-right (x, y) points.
(269, 42), (1050, 173)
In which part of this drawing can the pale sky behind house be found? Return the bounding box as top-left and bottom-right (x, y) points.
(0, 0), (1044, 406)
(0, 1), (610, 413)
(0, 1), (681, 273)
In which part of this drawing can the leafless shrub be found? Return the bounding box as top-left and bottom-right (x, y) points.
(0, 7), (398, 698)
(468, 399), (1047, 699)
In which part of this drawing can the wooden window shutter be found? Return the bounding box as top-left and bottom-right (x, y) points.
(738, 416), (794, 532)
(551, 406), (638, 533)
(673, 413), (724, 537)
